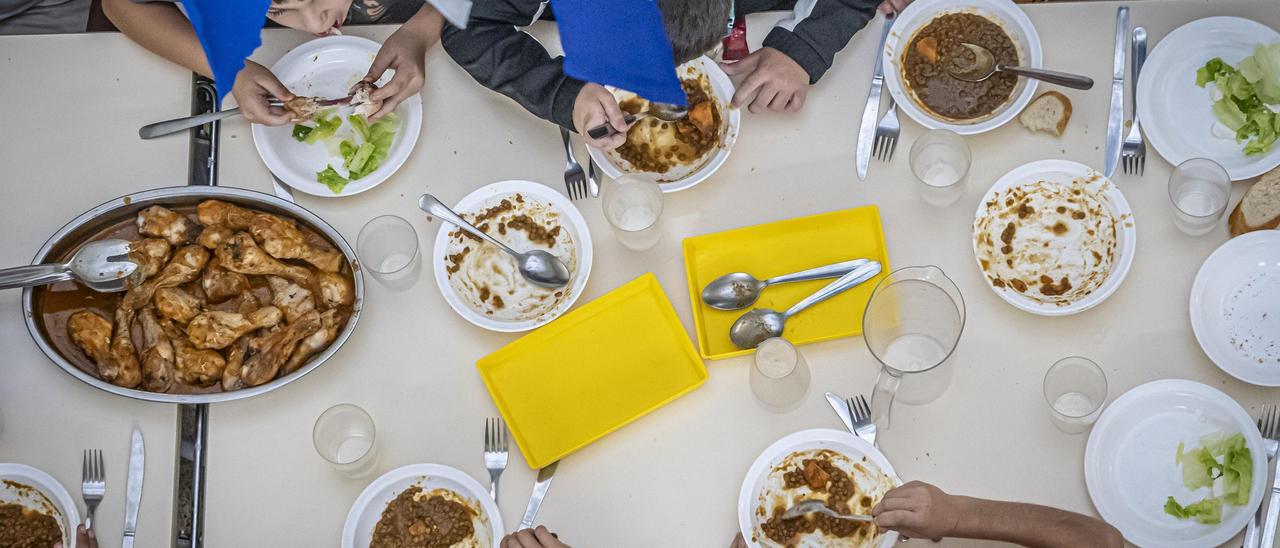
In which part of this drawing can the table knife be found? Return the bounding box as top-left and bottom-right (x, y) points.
(856, 14), (895, 181)
(122, 428), (144, 548)
(519, 461), (558, 530)
(825, 392), (856, 434)
(1104, 6), (1129, 180)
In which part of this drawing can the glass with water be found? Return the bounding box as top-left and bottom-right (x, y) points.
(1168, 158), (1230, 236)
(313, 403), (380, 478)
(749, 337), (811, 411)
(603, 176), (664, 251)
(1042, 356), (1107, 433)
(909, 129), (971, 207)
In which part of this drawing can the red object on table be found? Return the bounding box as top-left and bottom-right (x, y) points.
(722, 16), (749, 61)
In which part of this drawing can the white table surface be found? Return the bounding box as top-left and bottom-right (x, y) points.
(3, 2), (1279, 547)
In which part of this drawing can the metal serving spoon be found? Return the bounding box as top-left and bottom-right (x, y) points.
(0, 239), (138, 292)
(585, 102), (690, 140)
(946, 43), (1094, 90)
(780, 499), (875, 523)
(702, 258), (871, 311)
(729, 261), (882, 349)
(138, 96), (352, 140)
(418, 193), (571, 289)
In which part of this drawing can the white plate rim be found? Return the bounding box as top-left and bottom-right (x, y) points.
(971, 159), (1137, 316)
(340, 463), (504, 548)
(882, 0), (1043, 135)
(1189, 229), (1280, 386)
(1136, 16), (1280, 181)
(1083, 379), (1267, 548)
(251, 35), (424, 198)
(736, 428), (901, 548)
(0, 462), (80, 548)
(587, 55), (742, 193)
(430, 180), (594, 332)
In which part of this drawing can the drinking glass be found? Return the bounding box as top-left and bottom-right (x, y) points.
(749, 337), (810, 411)
(1168, 158), (1230, 236)
(313, 403), (379, 478)
(1043, 357), (1107, 434)
(909, 129), (971, 207)
(357, 215), (420, 289)
(864, 266), (965, 428)
(602, 176), (664, 251)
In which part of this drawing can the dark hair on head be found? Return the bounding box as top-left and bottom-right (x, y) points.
(657, 0), (732, 64)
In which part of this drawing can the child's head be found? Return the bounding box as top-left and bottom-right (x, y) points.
(658, 0), (733, 64)
(266, 0), (354, 36)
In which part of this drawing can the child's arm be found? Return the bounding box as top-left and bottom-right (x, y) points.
(761, 0), (880, 85)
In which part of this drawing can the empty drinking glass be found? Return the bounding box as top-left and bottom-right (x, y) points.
(909, 129), (971, 207)
(357, 215), (420, 288)
(313, 403), (379, 478)
(602, 176), (664, 251)
(749, 337), (810, 411)
(1043, 357), (1107, 434)
(1168, 158), (1230, 236)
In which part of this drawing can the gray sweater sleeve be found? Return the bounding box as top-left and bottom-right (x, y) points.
(761, 0), (880, 84)
(440, 0), (585, 130)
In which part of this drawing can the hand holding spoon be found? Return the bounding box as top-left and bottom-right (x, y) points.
(946, 43), (1094, 90)
(729, 261), (882, 349)
(702, 258), (870, 311)
(0, 239), (138, 292)
(586, 102), (690, 140)
(418, 193), (571, 288)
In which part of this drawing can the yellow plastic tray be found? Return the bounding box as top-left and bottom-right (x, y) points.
(683, 206), (890, 360)
(476, 274), (707, 469)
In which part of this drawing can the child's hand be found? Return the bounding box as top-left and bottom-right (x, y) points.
(872, 480), (965, 541)
(362, 22), (431, 121)
(231, 60), (295, 126)
(501, 526), (571, 548)
(572, 83), (630, 150)
(879, 0), (913, 14)
(720, 47), (809, 114)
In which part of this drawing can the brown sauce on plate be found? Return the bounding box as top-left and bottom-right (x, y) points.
(370, 486), (476, 548)
(903, 13), (1019, 120)
(0, 501), (61, 548)
(616, 77), (722, 173)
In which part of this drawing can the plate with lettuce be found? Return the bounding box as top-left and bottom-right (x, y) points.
(1084, 379), (1266, 547)
(1137, 17), (1280, 180)
(251, 36), (422, 197)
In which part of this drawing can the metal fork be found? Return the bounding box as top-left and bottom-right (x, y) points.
(81, 449), (104, 530)
(1121, 27), (1147, 176)
(1253, 405), (1280, 548)
(873, 98), (901, 163)
(483, 417), (509, 504)
(559, 128), (588, 200)
(847, 395), (877, 446)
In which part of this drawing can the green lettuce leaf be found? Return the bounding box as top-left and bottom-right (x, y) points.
(316, 165), (349, 194)
(1165, 496), (1223, 524)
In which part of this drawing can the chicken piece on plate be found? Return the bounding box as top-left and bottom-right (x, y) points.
(136, 205), (196, 246)
(201, 262), (250, 303)
(240, 310), (321, 387)
(199, 200), (343, 272)
(196, 226), (235, 250)
(216, 232), (312, 285)
(267, 276), (316, 324)
(187, 306), (283, 350)
(154, 286), (203, 324)
(68, 311), (115, 379)
(282, 308), (342, 375)
(107, 307), (143, 388)
(348, 81), (383, 118)
(206, 290), (262, 315)
(128, 238), (171, 283)
(122, 245), (210, 310)
(221, 337), (250, 391)
(159, 319), (226, 387)
(137, 307), (175, 392)
(283, 96), (321, 122)
(315, 270), (355, 309)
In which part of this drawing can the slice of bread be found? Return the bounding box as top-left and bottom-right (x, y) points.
(1018, 91), (1072, 137)
(1229, 166), (1280, 236)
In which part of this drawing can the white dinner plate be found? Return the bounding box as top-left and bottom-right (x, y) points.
(883, 0), (1042, 135)
(251, 35), (423, 197)
(737, 429), (900, 548)
(972, 159), (1137, 315)
(1190, 230), (1280, 385)
(1084, 379), (1266, 548)
(341, 463), (503, 548)
(1137, 17), (1280, 181)
(430, 180), (593, 332)
(0, 463), (80, 548)
(588, 55), (741, 193)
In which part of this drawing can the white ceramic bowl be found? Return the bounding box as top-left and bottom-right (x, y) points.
(587, 55), (741, 193)
(431, 180), (593, 332)
(341, 463), (503, 548)
(972, 159), (1137, 316)
(884, 0), (1042, 134)
(251, 35), (423, 198)
(0, 463), (80, 548)
(1190, 230), (1280, 385)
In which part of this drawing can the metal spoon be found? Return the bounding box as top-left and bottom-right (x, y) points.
(585, 102), (690, 140)
(418, 193), (571, 288)
(702, 258), (870, 311)
(729, 261), (882, 349)
(781, 499), (875, 523)
(945, 43), (1094, 90)
(0, 239), (138, 292)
